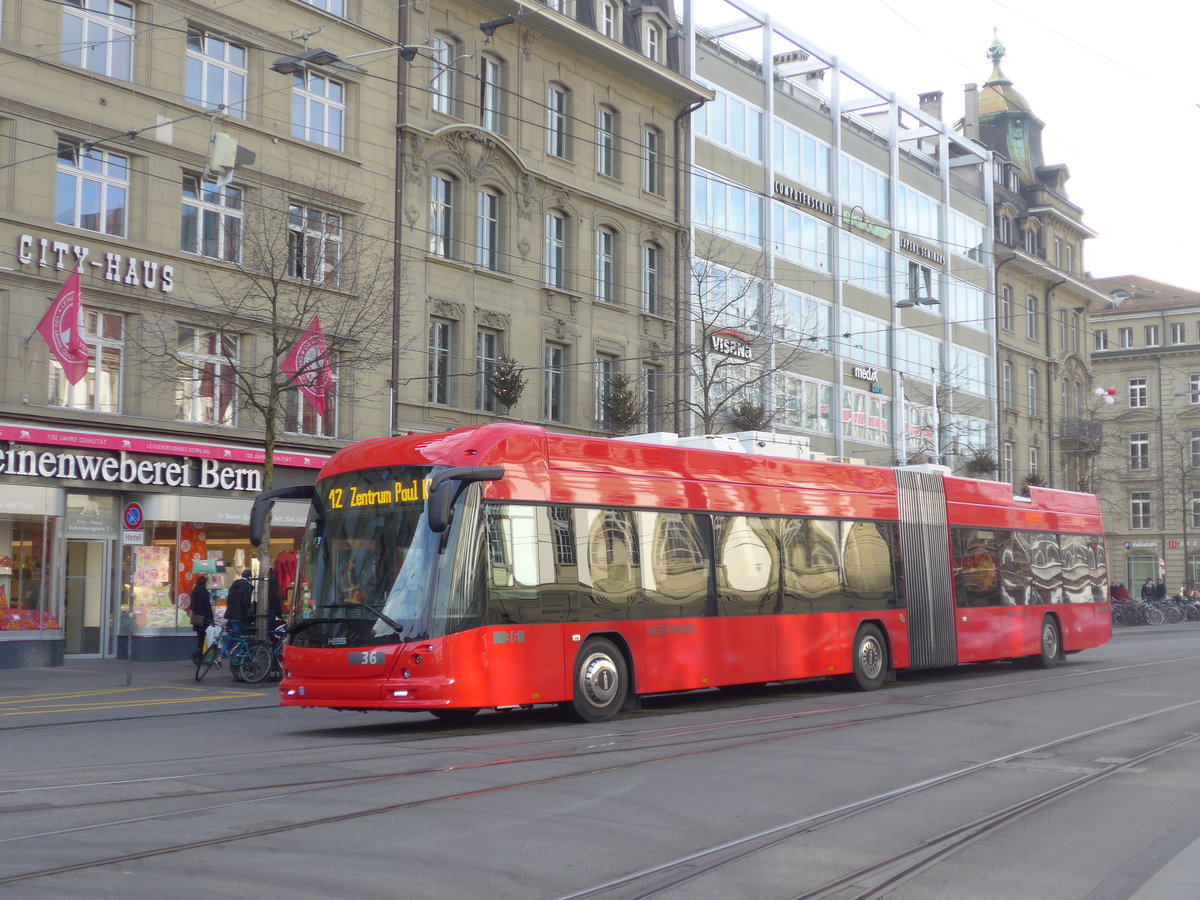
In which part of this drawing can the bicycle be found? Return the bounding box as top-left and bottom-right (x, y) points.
(195, 624), (272, 683)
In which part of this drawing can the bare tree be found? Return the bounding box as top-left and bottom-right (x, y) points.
(683, 246), (818, 435)
(135, 172), (397, 632)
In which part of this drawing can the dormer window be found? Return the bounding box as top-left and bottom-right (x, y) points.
(643, 21), (663, 63)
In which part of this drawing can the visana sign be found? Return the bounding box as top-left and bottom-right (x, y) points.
(0, 448), (261, 492)
(708, 330), (754, 360)
(18, 234), (175, 293)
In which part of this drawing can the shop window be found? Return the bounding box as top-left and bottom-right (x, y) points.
(0, 516), (59, 633)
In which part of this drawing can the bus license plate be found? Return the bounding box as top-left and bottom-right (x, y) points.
(347, 651), (386, 665)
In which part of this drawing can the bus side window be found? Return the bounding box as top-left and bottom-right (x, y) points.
(714, 515), (778, 616)
(640, 511), (708, 618)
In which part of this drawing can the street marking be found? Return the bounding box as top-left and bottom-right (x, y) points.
(0, 686), (260, 716)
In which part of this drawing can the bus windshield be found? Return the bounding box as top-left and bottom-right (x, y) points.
(289, 465), (449, 648)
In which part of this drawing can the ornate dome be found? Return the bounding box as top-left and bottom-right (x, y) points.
(978, 29), (1032, 117)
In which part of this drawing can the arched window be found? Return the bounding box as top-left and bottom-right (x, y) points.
(430, 33), (460, 116)
(429, 172), (456, 258)
(547, 83), (571, 158)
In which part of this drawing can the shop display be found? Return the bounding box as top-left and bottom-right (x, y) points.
(131, 544), (179, 629)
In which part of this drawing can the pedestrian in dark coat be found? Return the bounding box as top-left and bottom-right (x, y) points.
(225, 569), (256, 636)
(190, 575), (213, 662)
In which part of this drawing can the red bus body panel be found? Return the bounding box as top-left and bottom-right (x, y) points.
(280, 425), (1111, 711)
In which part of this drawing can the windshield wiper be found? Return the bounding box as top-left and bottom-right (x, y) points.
(358, 600), (406, 636)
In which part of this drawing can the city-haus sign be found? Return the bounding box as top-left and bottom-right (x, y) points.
(18, 233), (175, 293)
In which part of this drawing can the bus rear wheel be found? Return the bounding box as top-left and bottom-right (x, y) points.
(1032, 616), (1062, 669)
(563, 637), (628, 722)
(838, 624), (888, 691)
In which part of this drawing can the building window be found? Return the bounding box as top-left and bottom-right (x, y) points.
(476, 330), (499, 412)
(1191, 429), (1200, 467)
(643, 21), (663, 62)
(547, 84), (570, 158)
(1172, 322), (1187, 345)
(1025, 296), (1038, 340)
(1189, 373), (1200, 403)
(49, 309), (123, 413)
(544, 344), (565, 422)
(643, 126), (662, 194)
(62, 0), (134, 79)
(1072, 311), (1081, 352)
(1128, 377), (1148, 408)
(430, 173), (455, 258)
(428, 320), (452, 405)
(185, 30), (246, 117)
(545, 212), (567, 288)
(643, 366), (660, 431)
(907, 262), (933, 302)
(1029, 446), (1040, 476)
(1054, 237), (1063, 268)
(480, 56), (504, 132)
(431, 34), (460, 116)
(300, 0), (346, 16)
(287, 205), (342, 285)
(1129, 432), (1150, 470)
(56, 143), (128, 237)
(597, 106), (617, 177)
(176, 327), (238, 425)
(595, 355), (615, 428)
(1057, 309), (1068, 352)
(1022, 224), (1038, 255)
(1119, 327), (1133, 348)
(1000, 285), (1013, 330)
(1027, 369), (1039, 417)
(596, 227), (616, 302)
(1130, 492), (1152, 529)
(641, 243), (660, 314)
(285, 363), (337, 437)
(1094, 329), (1108, 351)
(180, 174), (242, 261)
(996, 212), (1012, 245)
(476, 188), (501, 270)
(1002, 361), (1013, 409)
(1065, 243), (1075, 273)
(1002, 441), (1013, 484)
(599, 0), (621, 39)
(1144, 324), (1160, 346)
(291, 71), (344, 151)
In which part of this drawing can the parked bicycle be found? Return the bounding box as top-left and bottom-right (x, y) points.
(195, 623), (272, 683)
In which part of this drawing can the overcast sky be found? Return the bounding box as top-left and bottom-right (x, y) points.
(693, 0), (1199, 290)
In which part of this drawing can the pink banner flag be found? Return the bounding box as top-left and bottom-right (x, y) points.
(37, 268), (90, 385)
(281, 315), (333, 416)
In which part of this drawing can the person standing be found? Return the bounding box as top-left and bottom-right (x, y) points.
(1141, 579), (1155, 601)
(225, 569), (256, 636)
(1154, 579), (1167, 601)
(267, 566), (283, 627)
(190, 575), (213, 663)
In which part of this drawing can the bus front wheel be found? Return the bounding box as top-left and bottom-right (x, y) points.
(838, 624), (888, 691)
(563, 637), (628, 722)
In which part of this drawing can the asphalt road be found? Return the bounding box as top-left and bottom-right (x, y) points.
(2, 623), (1200, 899)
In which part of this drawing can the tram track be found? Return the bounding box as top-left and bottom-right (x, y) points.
(555, 705), (1200, 899)
(2, 654), (1200, 888)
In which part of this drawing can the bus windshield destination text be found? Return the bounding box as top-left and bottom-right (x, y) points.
(327, 479), (430, 509)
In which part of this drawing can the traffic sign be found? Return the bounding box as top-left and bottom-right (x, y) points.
(123, 502), (144, 529)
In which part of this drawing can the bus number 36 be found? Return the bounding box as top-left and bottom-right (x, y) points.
(347, 651), (384, 665)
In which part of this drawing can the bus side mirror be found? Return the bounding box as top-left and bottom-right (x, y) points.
(427, 466), (505, 533)
(250, 484), (316, 546)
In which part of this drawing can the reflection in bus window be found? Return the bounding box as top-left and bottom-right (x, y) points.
(1029, 533), (1063, 605)
(641, 511), (707, 616)
(581, 509), (641, 617)
(714, 515), (778, 615)
(785, 519), (842, 612)
(842, 521), (896, 609)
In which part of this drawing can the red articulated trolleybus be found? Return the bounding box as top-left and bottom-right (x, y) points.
(249, 424), (1112, 723)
